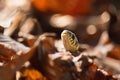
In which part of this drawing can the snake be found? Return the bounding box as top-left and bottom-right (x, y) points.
(61, 30), (79, 53)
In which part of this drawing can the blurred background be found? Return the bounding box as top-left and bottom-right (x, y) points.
(0, 0), (120, 80)
(0, 0), (120, 46)
(31, 0), (120, 46)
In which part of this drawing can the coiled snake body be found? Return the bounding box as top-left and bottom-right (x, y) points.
(61, 30), (79, 53)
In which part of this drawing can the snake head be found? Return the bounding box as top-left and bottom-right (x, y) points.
(61, 30), (79, 53)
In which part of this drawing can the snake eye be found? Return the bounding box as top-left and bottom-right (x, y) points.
(71, 34), (75, 40)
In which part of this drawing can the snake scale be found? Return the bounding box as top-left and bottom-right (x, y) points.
(61, 30), (79, 53)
